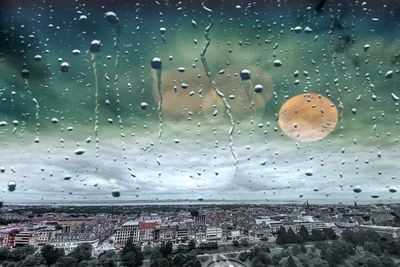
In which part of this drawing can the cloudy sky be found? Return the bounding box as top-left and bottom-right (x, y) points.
(0, 0), (399, 204)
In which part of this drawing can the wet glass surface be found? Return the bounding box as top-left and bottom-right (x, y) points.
(0, 0), (399, 204)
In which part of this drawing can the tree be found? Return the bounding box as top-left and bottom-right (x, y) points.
(299, 225), (310, 242)
(70, 243), (93, 262)
(276, 226), (288, 245)
(232, 240), (240, 247)
(121, 239), (144, 267)
(150, 256), (172, 267)
(160, 241), (173, 257)
(41, 244), (64, 265)
(239, 252), (247, 262)
(310, 229), (326, 242)
(54, 256), (78, 267)
(98, 250), (118, 267)
(77, 259), (98, 267)
(322, 228), (337, 240)
(309, 257), (329, 267)
(188, 239), (196, 251)
(182, 252), (201, 267)
(172, 253), (185, 266)
(287, 256), (297, 267)
(287, 228), (301, 243)
(251, 252), (271, 267)
(190, 209), (199, 217)
(240, 239), (250, 247)
(10, 245), (35, 262)
(121, 238), (143, 267)
(0, 247), (10, 263)
(20, 254), (46, 267)
(363, 241), (381, 256)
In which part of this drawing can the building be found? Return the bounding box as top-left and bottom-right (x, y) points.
(50, 236), (99, 254)
(114, 221), (140, 245)
(158, 223), (177, 242)
(0, 229), (19, 247)
(139, 221), (156, 244)
(14, 232), (32, 247)
(206, 227), (223, 242)
(176, 224), (189, 243)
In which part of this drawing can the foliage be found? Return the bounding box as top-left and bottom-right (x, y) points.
(40, 244), (65, 265)
(160, 241), (173, 257)
(120, 239), (144, 267)
(98, 250), (118, 267)
(187, 239), (196, 251)
(198, 242), (218, 250)
(69, 243), (93, 263)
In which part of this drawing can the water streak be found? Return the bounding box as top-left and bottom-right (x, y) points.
(200, 1), (238, 178)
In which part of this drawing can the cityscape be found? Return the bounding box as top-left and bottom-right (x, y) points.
(0, 202), (400, 266)
(1, 0), (400, 266)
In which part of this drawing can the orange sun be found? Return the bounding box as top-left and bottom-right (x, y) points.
(278, 93), (338, 142)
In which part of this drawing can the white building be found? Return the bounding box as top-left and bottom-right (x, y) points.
(50, 238), (99, 254)
(206, 227), (223, 242)
(114, 220), (140, 244)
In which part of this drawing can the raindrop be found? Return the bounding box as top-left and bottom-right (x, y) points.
(140, 102), (148, 110)
(385, 70), (393, 78)
(239, 69), (254, 110)
(353, 186), (362, 193)
(60, 62), (70, 72)
(151, 57), (163, 143)
(112, 190), (121, 197)
(8, 180), (16, 192)
(389, 186), (397, 193)
(74, 148), (85, 155)
(105, 11), (119, 24)
(254, 84), (263, 93)
(273, 60), (282, 67)
(90, 40), (101, 170)
(391, 93), (399, 102)
(34, 55), (42, 61)
(21, 69), (30, 79)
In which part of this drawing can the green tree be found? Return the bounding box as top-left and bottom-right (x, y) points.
(98, 250), (118, 267)
(54, 256), (78, 267)
(238, 252), (247, 262)
(322, 228), (337, 240)
(309, 257), (329, 267)
(69, 243), (93, 262)
(150, 256), (172, 267)
(0, 247), (11, 262)
(240, 239), (250, 247)
(20, 253), (46, 267)
(310, 229), (326, 241)
(276, 226), (288, 245)
(172, 253), (185, 266)
(251, 252), (271, 266)
(187, 239), (196, 251)
(299, 225), (310, 242)
(160, 241), (173, 257)
(10, 245), (35, 262)
(77, 259), (99, 267)
(287, 228), (301, 243)
(363, 241), (381, 256)
(287, 256), (297, 267)
(41, 244), (65, 265)
(182, 252), (201, 267)
(190, 209), (199, 217)
(121, 238), (143, 267)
